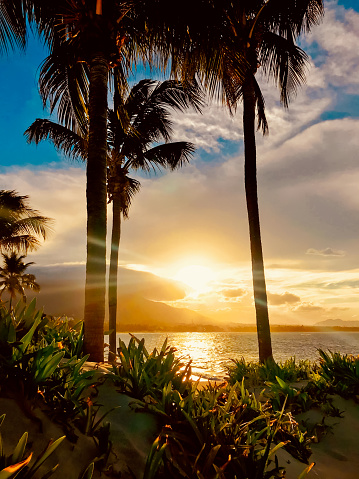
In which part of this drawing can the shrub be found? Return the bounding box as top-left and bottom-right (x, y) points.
(109, 335), (192, 400)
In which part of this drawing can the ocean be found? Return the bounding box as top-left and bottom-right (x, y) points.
(109, 331), (359, 381)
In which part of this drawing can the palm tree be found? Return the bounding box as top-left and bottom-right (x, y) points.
(0, 190), (52, 253)
(107, 79), (198, 355)
(202, 0), (324, 362)
(25, 78), (199, 357)
(35, 0), (204, 361)
(31, 0), (144, 361)
(0, 252), (40, 310)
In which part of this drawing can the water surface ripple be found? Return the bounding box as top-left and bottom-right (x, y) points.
(114, 331), (359, 380)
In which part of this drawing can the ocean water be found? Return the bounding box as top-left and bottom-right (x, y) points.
(109, 331), (359, 381)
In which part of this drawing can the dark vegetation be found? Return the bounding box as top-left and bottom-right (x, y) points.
(1, 299), (359, 477)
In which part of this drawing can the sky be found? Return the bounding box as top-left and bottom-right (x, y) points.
(1, 0), (359, 326)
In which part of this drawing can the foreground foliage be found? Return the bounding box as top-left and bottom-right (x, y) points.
(109, 336), (322, 478)
(0, 300), (111, 474)
(1, 303), (358, 479)
(0, 414), (94, 479)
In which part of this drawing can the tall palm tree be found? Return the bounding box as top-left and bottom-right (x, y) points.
(25, 78), (199, 356)
(0, 190), (52, 253)
(2, 0), (231, 362)
(35, 0), (204, 361)
(0, 252), (40, 309)
(203, 0), (324, 362)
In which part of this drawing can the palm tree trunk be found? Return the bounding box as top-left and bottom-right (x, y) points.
(84, 52), (108, 363)
(108, 195), (121, 359)
(242, 76), (273, 363)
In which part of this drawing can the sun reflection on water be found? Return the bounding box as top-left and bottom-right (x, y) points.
(114, 331), (359, 381)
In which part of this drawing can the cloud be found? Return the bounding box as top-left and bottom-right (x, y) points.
(220, 288), (246, 298)
(219, 288), (246, 302)
(304, 2), (359, 92)
(293, 303), (325, 313)
(268, 292), (301, 306)
(306, 248), (345, 256)
(324, 280), (359, 290)
(171, 101), (243, 152)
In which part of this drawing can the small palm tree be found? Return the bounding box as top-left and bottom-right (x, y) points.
(0, 252), (40, 310)
(0, 190), (52, 253)
(107, 79), (198, 355)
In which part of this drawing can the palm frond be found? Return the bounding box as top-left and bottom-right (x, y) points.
(0, 235), (40, 253)
(259, 31), (308, 107)
(0, 189), (53, 253)
(253, 76), (268, 135)
(39, 42), (89, 135)
(264, 0), (324, 37)
(25, 118), (87, 161)
(0, 0), (27, 54)
(143, 142), (195, 171)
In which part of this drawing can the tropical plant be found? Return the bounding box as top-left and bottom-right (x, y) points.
(316, 349), (359, 396)
(109, 335), (192, 400)
(39, 317), (84, 359)
(0, 190), (52, 254)
(142, 381), (313, 478)
(227, 357), (312, 388)
(26, 78), (200, 357)
(265, 376), (310, 414)
(0, 252), (40, 309)
(207, 0), (324, 362)
(107, 78), (200, 355)
(0, 414), (66, 479)
(0, 413), (95, 478)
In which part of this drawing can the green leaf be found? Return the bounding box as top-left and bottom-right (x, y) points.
(36, 351), (65, 382)
(11, 432), (28, 464)
(18, 317), (41, 352)
(143, 437), (167, 479)
(0, 453), (32, 479)
(28, 436), (65, 477)
(79, 462), (94, 479)
(298, 462), (315, 478)
(23, 298), (37, 321)
(276, 376), (287, 389)
(267, 441), (286, 458)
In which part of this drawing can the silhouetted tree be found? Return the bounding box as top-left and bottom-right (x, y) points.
(0, 252), (40, 309)
(0, 190), (52, 253)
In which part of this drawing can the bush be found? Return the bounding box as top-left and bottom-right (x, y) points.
(109, 335), (192, 400)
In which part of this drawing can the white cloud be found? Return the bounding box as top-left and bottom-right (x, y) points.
(306, 248), (345, 256)
(304, 2), (359, 92)
(171, 100), (243, 152)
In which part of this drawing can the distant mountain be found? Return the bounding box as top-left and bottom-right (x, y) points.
(114, 294), (215, 331)
(16, 263), (215, 330)
(315, 318), (359, 327)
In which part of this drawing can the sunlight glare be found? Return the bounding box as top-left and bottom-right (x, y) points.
(173, 264), (215, 293)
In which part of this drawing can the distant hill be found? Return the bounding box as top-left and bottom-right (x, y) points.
(315, 318), (359, 328)
(113, 294), (218, 332)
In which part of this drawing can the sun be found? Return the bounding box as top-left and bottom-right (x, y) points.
(173, 264), (215, 293)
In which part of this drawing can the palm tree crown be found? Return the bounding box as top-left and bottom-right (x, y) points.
(0, 252), (40, 307)
(0, 190), (53, 253)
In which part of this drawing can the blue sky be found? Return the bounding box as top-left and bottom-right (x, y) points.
(3, 0), (356, 171)
(1, 0), (359, 326)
